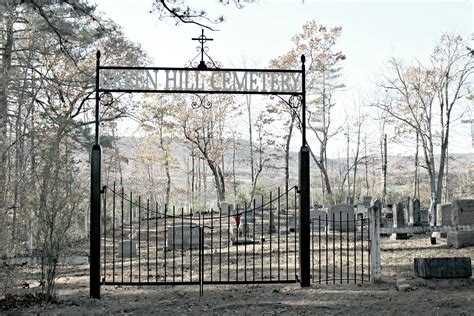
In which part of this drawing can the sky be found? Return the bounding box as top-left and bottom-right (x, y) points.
(94, 0), (473, 157)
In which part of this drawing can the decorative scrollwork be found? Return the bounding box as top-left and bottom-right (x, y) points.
(270, 94), (302, 109)
(191, 94), (212, 109)
(99, 92), (114, 107)
(288, 95), (303, 109)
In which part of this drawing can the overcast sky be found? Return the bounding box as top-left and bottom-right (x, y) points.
(94, 0), (473, 156)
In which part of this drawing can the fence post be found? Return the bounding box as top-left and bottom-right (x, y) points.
(90, 144), (102, 298)
(90, 50), (102, 299)
(298, 145), (310, 287)
(369, 199), (381, 282)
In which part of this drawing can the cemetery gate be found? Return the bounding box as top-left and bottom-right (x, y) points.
(90, 31), (370, 299)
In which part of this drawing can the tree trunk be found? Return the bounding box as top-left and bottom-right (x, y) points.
(247, 95), (254, 185)
(0, 9), (14, 225)
(413, 132), (419, 198)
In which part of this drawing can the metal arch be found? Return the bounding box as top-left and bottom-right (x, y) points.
(91, 46), (310, 299)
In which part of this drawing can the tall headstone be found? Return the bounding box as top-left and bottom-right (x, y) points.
(363, 196), (372, 208)
(220, 202), (234, 215)
(251, 196), (263, 212)
(268, 209), (276, 233)
(328, 204), (354, 232)
(412, 198), (421, 224)
(407, 197), (414, 226)
(419, 208), (429, 224)
(391, 201), (408, 240)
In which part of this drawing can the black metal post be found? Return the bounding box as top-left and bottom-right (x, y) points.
(299, 54), (310, 287)
(90, 50), (101, 299)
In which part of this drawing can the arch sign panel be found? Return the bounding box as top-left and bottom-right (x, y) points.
(99, 67), (303, 95)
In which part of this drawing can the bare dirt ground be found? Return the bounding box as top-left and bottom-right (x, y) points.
(2, 234), (474, 315)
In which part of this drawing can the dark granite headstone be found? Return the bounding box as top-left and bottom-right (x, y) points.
(414, 257), (472, 278)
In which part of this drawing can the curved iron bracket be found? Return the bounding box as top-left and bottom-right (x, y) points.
(191, 94), (212, 109)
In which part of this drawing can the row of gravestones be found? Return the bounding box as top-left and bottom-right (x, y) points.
(117, 203), (363, 257)
(389, 199), (474, 248)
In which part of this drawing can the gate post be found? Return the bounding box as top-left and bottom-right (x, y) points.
(299, 145), (311, 287)
(90, 50), (101, 299)
(298, 54), (311, 287)
(369, 200), (381, 282)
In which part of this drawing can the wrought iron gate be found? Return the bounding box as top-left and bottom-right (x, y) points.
(310, 215), (371, 283)
(100, 184), (300, 291)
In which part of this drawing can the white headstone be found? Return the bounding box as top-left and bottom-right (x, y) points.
(328, 204), (354, 232)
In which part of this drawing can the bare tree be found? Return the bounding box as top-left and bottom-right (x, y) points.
(376, 34), (473, 222)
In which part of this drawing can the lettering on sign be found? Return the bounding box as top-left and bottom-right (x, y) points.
(99, 68), (302, 94)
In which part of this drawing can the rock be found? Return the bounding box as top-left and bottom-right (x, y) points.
(396, 278), (413, 291)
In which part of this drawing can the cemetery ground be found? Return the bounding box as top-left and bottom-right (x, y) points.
(1, 234), (474, 314)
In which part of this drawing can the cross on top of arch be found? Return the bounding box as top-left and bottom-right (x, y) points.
(192, 29), (214, 69)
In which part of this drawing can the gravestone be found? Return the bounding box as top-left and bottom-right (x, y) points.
(328, 204), (354, 232)
(357, 204), (366, 216)
(412, 198), (421, 224)
(447, 231), (474, 248)
(419, 208), (429, 224)
(310, 209), (327, 231)
(434, 202), (452, 238)
(447, 199), (474, 248)
(118, 240), (138, 258)
(437, 202), (452, 226)
(220, 202), (234, 215)
(251, 196), (263, 212)
(166, 224), (201, 250)
(268, 209), (276, 233)
(451, 199), (474, 225)
(363, 196), (372, 208)
(346, 196), (354, 205)
(288, 215), (298, 232)
(407, 197), (414, 226)
(391, 201), (408, 240)
(414, 257), (472, 278)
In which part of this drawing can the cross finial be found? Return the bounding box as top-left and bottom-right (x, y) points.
(192, 29), (214, 70)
